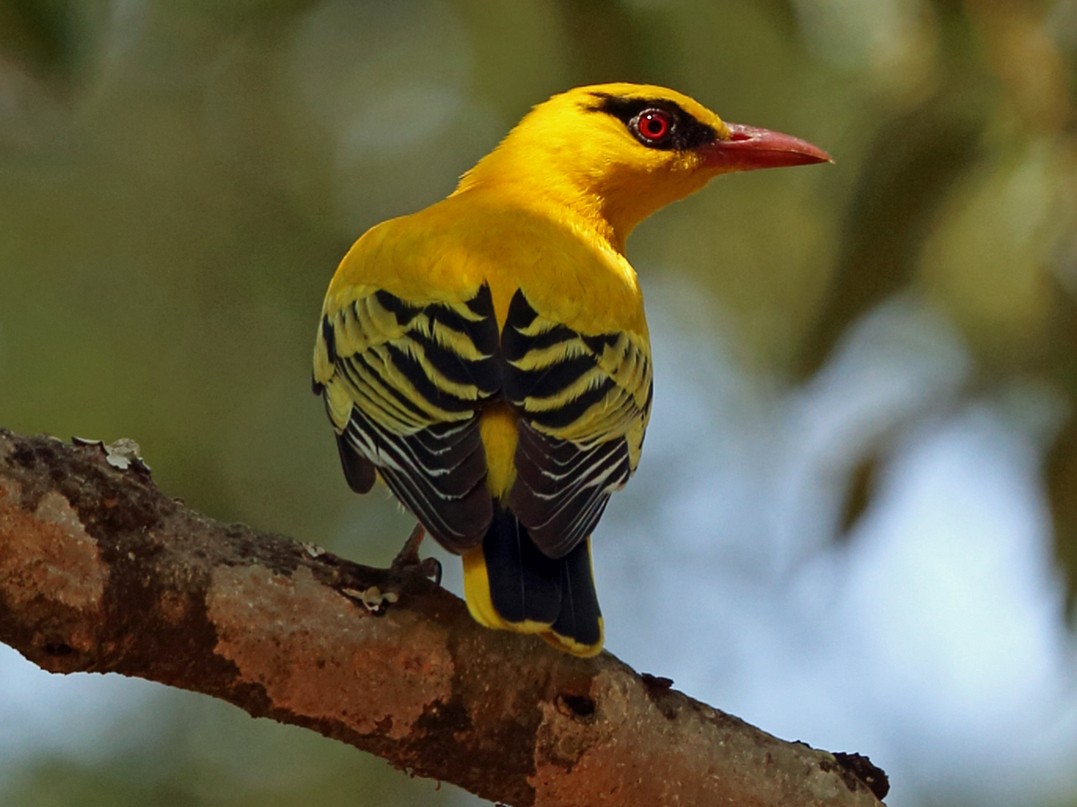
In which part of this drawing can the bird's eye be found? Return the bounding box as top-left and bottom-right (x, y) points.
(631, 109), (673, 145)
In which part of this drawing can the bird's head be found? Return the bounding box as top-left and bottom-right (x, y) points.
(456, 83), (831, 250)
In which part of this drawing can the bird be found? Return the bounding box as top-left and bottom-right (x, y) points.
(312, 83), (830, 656)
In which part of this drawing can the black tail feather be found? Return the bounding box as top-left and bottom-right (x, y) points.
(550, 541), (601, 648)
(484, 508), (560, 625)
(482, 507), (602, 651)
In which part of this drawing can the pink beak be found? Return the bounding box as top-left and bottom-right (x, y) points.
(700, 123), (832, 171)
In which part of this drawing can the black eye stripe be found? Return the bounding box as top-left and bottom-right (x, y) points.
(586, 92), (717, 151)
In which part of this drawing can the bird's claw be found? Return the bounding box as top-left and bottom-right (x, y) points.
(390, 524), (442, 585)
(340, 585), (399, 614)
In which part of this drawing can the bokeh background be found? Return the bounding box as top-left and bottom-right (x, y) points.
(3, 1), (1077, 805)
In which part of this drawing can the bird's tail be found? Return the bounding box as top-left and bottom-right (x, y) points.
(462, 507), (603, 657)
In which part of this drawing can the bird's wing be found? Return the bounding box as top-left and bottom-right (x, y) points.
(502, 290), (652, 559)
(313, 283), (501, 552)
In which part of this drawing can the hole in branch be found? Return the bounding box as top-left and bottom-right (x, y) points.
(558, 694), (595, 719)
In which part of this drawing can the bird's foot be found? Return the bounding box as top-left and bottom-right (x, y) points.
(339, 525), (440, 613)
(390, 523), (442, 585)
(340, 584), (399, 614)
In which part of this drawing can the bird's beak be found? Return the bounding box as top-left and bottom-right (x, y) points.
(699, 123), (832, 171)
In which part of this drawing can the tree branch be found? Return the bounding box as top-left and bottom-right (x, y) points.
(0, 428), (888, 806)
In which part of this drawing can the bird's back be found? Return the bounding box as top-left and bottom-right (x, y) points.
(314, 82), (830, 656)
(315, 186), (652, 655)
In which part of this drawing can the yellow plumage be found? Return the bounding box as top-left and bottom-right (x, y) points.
(313, 83), (829, 656)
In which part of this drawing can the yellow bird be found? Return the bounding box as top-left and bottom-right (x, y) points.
(313, 83), (829, 656)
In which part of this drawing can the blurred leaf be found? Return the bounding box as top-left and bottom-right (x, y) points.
(0, 0), (90, 77)
(1047, 414), (1077, 620)
(794, 82), (991, 378)
(837, 451), (883, 539)
(1043, 277), (1077, 618)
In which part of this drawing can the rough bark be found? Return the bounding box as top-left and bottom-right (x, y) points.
(0, 428), (888, 806)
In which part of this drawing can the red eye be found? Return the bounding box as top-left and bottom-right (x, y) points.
(633, 109), (672, 144)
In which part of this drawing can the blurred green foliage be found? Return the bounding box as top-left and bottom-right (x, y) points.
(1, 0), (1075, 805)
